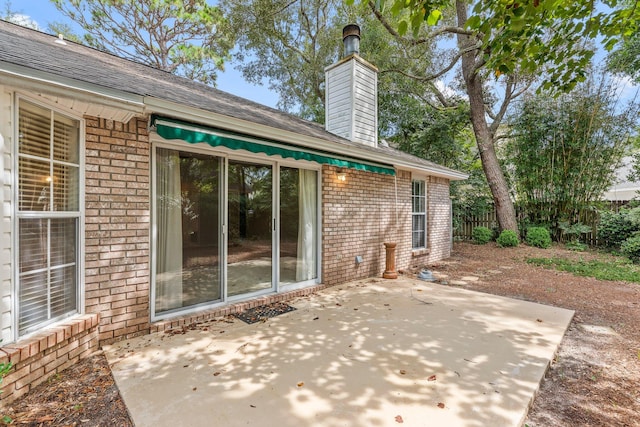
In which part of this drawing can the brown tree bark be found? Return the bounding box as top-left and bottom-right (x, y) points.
(455, 0), (518, 234)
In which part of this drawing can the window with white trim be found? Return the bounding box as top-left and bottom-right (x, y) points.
(412, 179), (426, 249)
(16, 99), (81, 336)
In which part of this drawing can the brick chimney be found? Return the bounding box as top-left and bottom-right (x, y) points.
(325, 24), (378, 147)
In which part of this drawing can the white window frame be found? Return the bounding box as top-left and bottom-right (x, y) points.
(13, 95), (85, 339)
(411, 178), (427, 250)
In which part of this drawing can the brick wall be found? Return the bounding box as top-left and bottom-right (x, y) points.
(322, 167), (451, 285)
(0, 314), (99, 402)
(84, 117), (150, 345)
(322, 166), (409, 285)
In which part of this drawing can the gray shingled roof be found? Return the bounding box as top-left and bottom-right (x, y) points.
(0, 20), (465, 178)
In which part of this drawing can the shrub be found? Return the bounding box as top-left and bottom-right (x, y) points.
(472, 226), (492, 244)
(597, 209), (638, 249)
(496, 230), (519, 247)
(526, 227), (551, 248)
(621, 235), (640, 263)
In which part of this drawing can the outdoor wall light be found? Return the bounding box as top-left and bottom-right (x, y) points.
(337, 168), (347, 182)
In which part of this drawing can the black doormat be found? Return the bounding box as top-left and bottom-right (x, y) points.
(234, 302), (297, 324)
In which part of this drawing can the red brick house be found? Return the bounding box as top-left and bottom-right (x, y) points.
(0, 21), (466, 401)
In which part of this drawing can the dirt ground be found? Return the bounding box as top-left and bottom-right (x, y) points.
(2, 242), (639, 426)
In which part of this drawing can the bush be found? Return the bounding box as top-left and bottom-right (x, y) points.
(472, 226), (492, 244)
(526, 227), (551, 248)
(621, 235), (640, 262)
(496, 230), (519, 247)
(598, 209), (638, 249)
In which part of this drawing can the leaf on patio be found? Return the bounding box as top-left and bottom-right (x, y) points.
(395, 415), (404, 423)
(536, 319), (543, 323)
(437, 402), (445, 408)
(297, 382), (304, 387)
(213, 371), (221, 376)
(399, 370), (407, 375)
(428, 375), (437, 381)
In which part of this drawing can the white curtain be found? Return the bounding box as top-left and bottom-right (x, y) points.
(156, 148), (183, 311)
(296, 169), (317, 281)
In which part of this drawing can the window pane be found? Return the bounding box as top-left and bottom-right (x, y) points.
(19, 157), (50, 211)
(19, 100), (51, 158)
(51, 218), (77, 267)
(19, 219), (48, 273)
(53, 113), (80, 163)
(50, 265), (77, 318)
(53, 163), (80, 211)
(19, 271), (49, 334)
(412, 215), (425, 233)
(227, 161), (273, 297)
(156, 149), (223, 314)
(18, 218), (78, 335)
(280, 167), (317, 285)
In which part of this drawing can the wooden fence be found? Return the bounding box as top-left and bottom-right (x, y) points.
(453, 200), (628, 245)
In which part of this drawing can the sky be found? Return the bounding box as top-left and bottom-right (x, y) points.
(10, 0), (280, 108)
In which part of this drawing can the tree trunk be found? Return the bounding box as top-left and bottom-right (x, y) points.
(455, 1), (518, 234)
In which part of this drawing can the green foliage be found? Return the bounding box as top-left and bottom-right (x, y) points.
(472, 226), (492, 245)
(621, 235), (640, 263)
(527, 256), (640, 283)
(506, 72), (639, 239)
(379, 0), (639, 93)
(608, 31), (640, 84)
(597, 208), (640, 249)
(526, 227), (551, 248)
(51, 0), (233, 85)
(496, 229), (519, 247)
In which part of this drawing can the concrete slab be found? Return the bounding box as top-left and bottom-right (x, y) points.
(105, 278), (573, 427)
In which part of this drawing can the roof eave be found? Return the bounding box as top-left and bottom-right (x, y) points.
(144, 96), (468, 181)
(0, 61), (145, 120)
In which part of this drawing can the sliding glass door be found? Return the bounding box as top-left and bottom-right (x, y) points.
(227, 161), (273, 297)
(279, 167), (318, 286)
(154, 145), (318, 317)
(155, 148), (223, 314)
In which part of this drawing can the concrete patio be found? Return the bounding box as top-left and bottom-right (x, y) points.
(104, 278), (573, 427)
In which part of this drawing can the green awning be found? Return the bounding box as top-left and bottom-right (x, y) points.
(151, 115), (395, 175)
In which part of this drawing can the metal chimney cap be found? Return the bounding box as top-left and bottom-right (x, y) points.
(343, 24), (361, 40)
(342, 24), (360, 57)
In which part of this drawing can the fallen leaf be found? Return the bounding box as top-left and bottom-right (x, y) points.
(437, 403), (445, 409)
(213, 371), (221, 376)
(399, 370), (406, 375)
(395, 415), (404, 423)
(428, 375), (437, 381)
(183, 365), (189, 368)
(313, 317), (319, 320)
(192, 387), (197, 391)
(536, 319), (543, 323)
(297, 382), (304, 387)
(336, 303), (342, 306)
(250, 404), (256, 408)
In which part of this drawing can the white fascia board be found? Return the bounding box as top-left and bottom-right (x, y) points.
(144, 96), (468, 181)
(0, 61), (145, 114)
